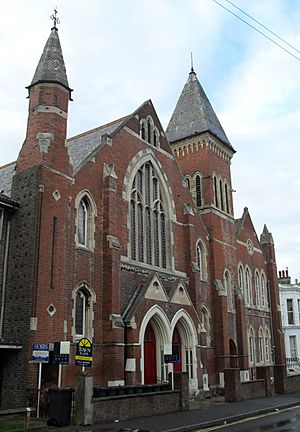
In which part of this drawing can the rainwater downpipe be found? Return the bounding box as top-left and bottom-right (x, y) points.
(0, 218), (11, 340)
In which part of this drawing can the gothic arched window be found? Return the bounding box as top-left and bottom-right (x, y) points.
(264, 327), (271, 363)
(238, 265), (244, 296)
(213, 176), (218, 208)
(224, 182), (230, 214)
(73, 283), (95, 341)
(76, 193), (96, 251)
(130, 162), (167, 268)
(219, 179), (224, 211)
(201, 305), (210, 346)
(261, 272), (266, 307)
(245, 267), (252, 305)
(254, 270), (260, 307)
(258, 328), (264, 363)
(78, 199), (88, 246)
(196, 240), (207, 281)
(75, 289), (89, 337)
(224, 269), (233, 311)
(195, 174), (202, 207)
(248, 327), (255, 365)
(185, 176), (191, 191)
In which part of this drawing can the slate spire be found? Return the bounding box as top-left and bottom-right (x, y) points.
(27, 26), (72, 98)
(166, 69), (233, 150)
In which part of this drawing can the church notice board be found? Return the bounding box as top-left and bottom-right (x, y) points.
(75, 338), (93, 367)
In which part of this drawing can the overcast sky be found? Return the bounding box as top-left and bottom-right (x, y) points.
(1, 0), (299, 280)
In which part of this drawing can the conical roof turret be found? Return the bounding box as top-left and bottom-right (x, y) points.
(166, 69), (233, 150)
(27, 26), (72, 98)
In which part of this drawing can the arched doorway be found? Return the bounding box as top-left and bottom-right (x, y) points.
(172, 327), (182, 372)
(171, 310), (199, 391)
(144, 322), (157, 384)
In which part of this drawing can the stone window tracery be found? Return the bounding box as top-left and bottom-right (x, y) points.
(140, 116), (160, 148)
(130, 162), (167, 268)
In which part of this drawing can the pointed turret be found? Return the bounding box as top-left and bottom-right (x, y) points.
(166, 69), (233, 150)
(260, 224), (274, 245)
(16, 23), (72, 175)
(27, 26), (72, 99)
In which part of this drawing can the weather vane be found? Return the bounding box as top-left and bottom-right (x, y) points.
(51, 7), (60, 28)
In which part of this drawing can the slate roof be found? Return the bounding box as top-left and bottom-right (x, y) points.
(0, 162), (16, 197)
(28, 27), (71, 94)
(67, 116), (129, 172)
(166, 70), (234, 151)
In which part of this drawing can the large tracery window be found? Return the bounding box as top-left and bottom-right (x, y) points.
(130, 162), (167, 268)
(140, 116), (160, 148)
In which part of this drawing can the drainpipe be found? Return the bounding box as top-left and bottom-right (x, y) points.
(0, 218), (11, 340)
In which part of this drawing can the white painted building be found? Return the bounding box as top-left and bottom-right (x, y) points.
(279, 270), (300, 373)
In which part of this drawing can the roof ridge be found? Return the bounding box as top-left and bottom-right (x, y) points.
(0, 161), (16, 170)
(67, 115), (130, 142)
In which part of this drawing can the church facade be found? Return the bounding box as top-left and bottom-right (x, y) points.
(0, 24), (285, 409)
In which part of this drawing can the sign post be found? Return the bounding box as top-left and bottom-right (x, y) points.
(32, 343), (49, 419)
(164, 353), (179, 391)
(50, 341), (70, 387)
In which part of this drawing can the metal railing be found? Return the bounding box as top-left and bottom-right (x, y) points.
(286, 357), (300, 375)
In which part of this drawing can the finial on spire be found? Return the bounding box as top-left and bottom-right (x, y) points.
(51, 7), (60, 29)
(190, 52), (194, 73)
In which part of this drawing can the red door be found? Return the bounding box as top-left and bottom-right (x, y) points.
(172, 328), (182, 372)
(144, 323), (157, 384)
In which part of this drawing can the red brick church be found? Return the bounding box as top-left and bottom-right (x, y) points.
(0, 22), (285, 408)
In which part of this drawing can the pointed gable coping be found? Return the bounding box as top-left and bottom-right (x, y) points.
(166, 70), (234, 152)
(235, 207), (262, 250)
(170, 284), (191, 306)
(144, 276), (168, 302)
(67, 98), (171, 175)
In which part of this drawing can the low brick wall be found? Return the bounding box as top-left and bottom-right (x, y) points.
(240, 379), (266, 401)
(274, 365), (300, 394)
(224, 368), (270, 402)
(75, 372), (189, 425)
(93, 390), (181, 422)
(285, 374), (300, 393)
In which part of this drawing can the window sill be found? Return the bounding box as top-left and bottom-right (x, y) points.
(76, 244), (94, 253)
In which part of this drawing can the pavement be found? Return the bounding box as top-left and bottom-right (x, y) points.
(3, 391), (300, 432)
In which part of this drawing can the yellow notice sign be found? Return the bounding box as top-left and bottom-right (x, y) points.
(75, 338), (93, 367)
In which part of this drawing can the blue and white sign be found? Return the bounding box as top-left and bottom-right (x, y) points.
(32, 343), (49, 363)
